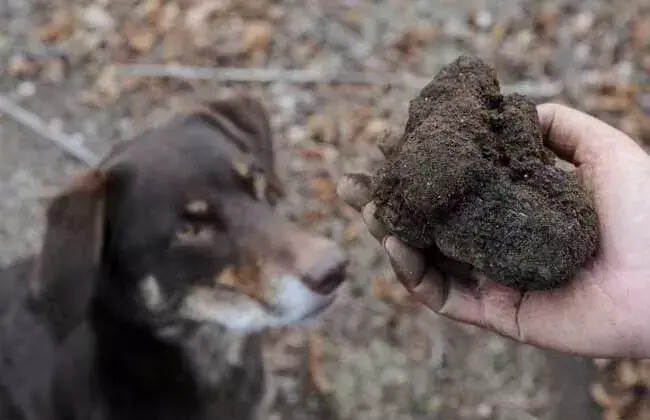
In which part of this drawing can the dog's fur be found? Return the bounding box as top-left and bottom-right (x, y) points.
(0, 97), (346, 420)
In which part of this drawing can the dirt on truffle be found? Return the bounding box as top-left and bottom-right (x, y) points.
(372, 56), (599, 290)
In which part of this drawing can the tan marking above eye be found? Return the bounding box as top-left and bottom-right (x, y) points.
(185, 200), (209, 215)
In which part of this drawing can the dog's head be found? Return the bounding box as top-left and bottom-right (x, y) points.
(34, 97), (346, 339)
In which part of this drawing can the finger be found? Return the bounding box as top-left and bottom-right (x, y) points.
(410, 268), (449, 311)
(537, 103), (637, 166)
(362, 202), (387, 242)
(337, 173), (372, 211)
(436, 275), (524, 341)
(384, 236), (426, 289)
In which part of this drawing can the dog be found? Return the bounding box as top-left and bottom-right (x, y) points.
(0, 97), (347, 420)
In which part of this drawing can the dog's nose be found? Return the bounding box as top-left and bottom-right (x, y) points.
(302, 245), (348, 295)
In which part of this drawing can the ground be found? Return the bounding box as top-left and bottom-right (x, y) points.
(0, 0), (649, 419)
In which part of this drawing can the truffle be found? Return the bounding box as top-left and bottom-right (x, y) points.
(372, 56), (599, 290)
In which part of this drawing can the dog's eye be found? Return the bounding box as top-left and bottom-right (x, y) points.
(174, 222), (217, 245)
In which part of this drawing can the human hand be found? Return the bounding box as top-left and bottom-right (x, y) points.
(338, 104), (650, 358)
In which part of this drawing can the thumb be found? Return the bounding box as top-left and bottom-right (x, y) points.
(537, 103), (639, 165)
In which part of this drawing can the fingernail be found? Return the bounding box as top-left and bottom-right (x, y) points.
(412, 268), (449, 311)
(384, 236), (426, 289)
(337, 174), (372, 211)
(362, 202), (387, 241)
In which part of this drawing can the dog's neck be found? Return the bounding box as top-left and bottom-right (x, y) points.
(85, 299), (265, 419)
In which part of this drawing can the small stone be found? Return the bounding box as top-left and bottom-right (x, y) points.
(80, 5), (115, 30)
(476, 403), (493, 418)
(17, 81), (36, 97)
(474, 10), (493, 30)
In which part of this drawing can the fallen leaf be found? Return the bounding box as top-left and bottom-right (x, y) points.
(309, 332), (331, 394)
(134, 0), (162, 21)
(310, 177), (336, 202)
(298, 148), (325, 160)
(123, 24), (157, 53)
(38, 10), (76, 43)
(162, 28), (191, 62)
(158, 2), (181, 32)
(185, 0), (230, 29)
(242, 21), (272, 55)
(307, 114), (339, 144)
(372, 276), (409, 305)
(359, 118), (389, 143)
(301, 210), (325, 223)
(394, 24), (439, 53)
(7, 55), (40, 78)
(88, 65), (120, 104)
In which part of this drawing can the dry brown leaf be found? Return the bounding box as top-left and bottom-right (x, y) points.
(298, 148), (325, 160)
(158, 2), (181, 32)
(185, 0), (230, 29)
(242, 21), (272, 55)
(162, 29), (191, 62)
(358, 118), (389, 143)
(124, 24), (157, 53)
(308, 332), (331, 394)
(631, 17), (650, 49)
(7, 55), (40, 78)
(307, 114), (339, 144)
(394, 24), (439, 53)
(38, 10), (76, 43)
(310, 177), (336, 203)
(87, 65), (121, 104)
(301, 210), (325, 223)
(372, 276), (409, 305)
(134, 0), (162, 21)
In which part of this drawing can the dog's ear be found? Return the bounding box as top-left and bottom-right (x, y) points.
(206, 96), (273, 156)
(32, 171), (106, 341)
(204, 96), (285, 200)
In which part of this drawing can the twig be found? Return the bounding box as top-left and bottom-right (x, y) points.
(116, 64), (564, 97)
(0, 94), (99, 167)
(118, 64), (375, 85)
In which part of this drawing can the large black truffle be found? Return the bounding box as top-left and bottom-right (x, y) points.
(372, 56), (599, 290)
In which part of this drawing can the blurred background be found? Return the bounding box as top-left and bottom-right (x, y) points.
(0, 0), (649, 419)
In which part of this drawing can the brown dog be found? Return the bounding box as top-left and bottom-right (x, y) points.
(0, 97), (346, 420)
